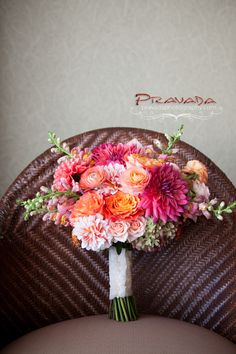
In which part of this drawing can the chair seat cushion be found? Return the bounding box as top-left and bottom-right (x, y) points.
(2, 315), (235, 354)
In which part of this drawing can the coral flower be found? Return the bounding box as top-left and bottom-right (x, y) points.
(92, 143), (141, 166)
(53, 158), (89, 192)
(72, 214), (111, 251)
(182, 160), (208, 184)
(104, 191), (142, 220)
(140, 164), (189, 223)
(120, 167), (150, 195)
(80, 166), (106, 190)
(70, 191), (104, 225)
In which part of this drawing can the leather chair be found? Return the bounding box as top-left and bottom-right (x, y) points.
(0, 127), (236, 353)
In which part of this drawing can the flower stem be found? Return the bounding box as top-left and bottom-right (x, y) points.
(130, 296), (138, 319)
(117, 298), (125, 322)
(114, 298), (119, 321)
(125, 296), (133, 320)
(109, 296), (138, 322)
(120, 298), (129, 321)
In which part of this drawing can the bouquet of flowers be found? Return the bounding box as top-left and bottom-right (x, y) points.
(18, 126), (236, 322)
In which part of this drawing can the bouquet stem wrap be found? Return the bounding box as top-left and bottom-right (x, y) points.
(109, 246), (138, 321)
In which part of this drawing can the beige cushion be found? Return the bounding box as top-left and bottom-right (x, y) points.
(1, 315), (235, 354)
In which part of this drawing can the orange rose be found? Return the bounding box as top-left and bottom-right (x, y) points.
(70, 191), (104, 224)
(80, 166), (106, 190)
(120, 167), (150, 195)
(104, 190), (142, 220)
(182, 160), (208, 184)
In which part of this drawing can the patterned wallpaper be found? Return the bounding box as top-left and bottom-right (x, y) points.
(0, 0), (235, 196)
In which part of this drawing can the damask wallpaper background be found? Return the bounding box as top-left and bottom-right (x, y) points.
(0, 0), (235, 196)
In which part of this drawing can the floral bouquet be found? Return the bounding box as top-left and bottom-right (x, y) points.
(18, 126), (236, 322)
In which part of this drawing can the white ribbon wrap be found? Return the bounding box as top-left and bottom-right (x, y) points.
(109, 246), (133, 300)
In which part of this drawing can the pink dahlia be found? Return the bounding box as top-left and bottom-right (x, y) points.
(72, 215), (111, 251)
(92, 143), (141, 166)
(140, 164), (189, 223)
(53, 158), (88, 192)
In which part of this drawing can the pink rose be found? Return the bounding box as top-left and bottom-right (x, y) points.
(108, 220), (130, 243)
(128, 217), (146, 242)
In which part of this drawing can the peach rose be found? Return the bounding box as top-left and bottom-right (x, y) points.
(70, 191), (104, 225)
(182, 160), (208, 184)
(120, 167), (150, 195)
(126, 154), (161, 170)
(108, 220), (130, 242)
(80, 166), (106, 190)
(128, 217), (147, 242)
(104, 191), (142, 220)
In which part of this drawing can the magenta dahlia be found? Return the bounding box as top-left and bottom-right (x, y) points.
(139, 164), (189, 223)
(92, 143), (141, 166)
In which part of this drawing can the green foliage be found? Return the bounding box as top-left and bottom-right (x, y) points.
(17, 190), (79, 221)
(114, 241), (132, 255)
(48, 131), (73, 158)
(162, 124), (184, 155)
(133, 218), (178, 251)
(183, 172), (199, 181)
(142, 218), (161, 248)
(213, 201), (236, 220)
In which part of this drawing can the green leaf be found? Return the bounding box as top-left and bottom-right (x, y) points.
(183, 172), (199, 181)
(115, 242), (123, 255)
